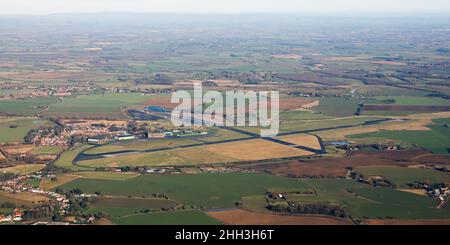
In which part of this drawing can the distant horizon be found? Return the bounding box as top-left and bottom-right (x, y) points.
(1, 0), (450, 15)
(0, 11), (450, 18)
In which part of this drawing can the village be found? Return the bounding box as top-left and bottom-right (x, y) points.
(0, 171), (98, 225)
(0, 162), (256, 225)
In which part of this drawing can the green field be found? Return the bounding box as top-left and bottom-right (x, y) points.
(280, 116), (381, 133)
(40, 92), (152, 118)
(76, 171), (140, 180)
(280, 110), (331, 121)
(235, 116), (383, 134)
(0, 97), (58, 116)
(348, 124), (450, 154)
(87, 207), (147, 218)
(349, 188), (446, 219)
(89, 196), (178, 210)
(56, 173), (310, 209)
(0, 118), (54, 144)
(314, 97), (360, 117)
(362, 86), (429, 97)
(86, 195), (180, 221)
(30, 146), (64, 155)
(24, 178), (41, 188)
(355, 166), (450, 187)
(196, 128), (250, 143)
(48, 93), (151, 113)
(0, 164), (45, 175)
(53, 145), (93, 171)
(433, 117), (450, 125)
(84, 138), (201, 155)
(290, 179), (449, 219)
(112, 210), (221, 225)
(78, 150), (191, 168)
(368, 96), (450, 106)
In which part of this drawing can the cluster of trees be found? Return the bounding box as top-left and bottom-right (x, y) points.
(150, 193), (169, 199)
(24, 126), (62, 144)
(354, 102), (364, 116)
(68, 134), (88, 147)
(0, 173), (15, 181)
(0, 202), (15, 208)
(238, 73), (264, 85)
(381, 99), (396, 104)
(267, 202), (350, 219)
(134, 74), (173, 85)
(56, 188), (89, 216)
(23, 205), (55, 220)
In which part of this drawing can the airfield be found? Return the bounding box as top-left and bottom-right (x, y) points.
(0, 15), (449, 225)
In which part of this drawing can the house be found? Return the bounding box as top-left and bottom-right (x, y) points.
(0, 215), (12, 223)
(13, 216), (22, 221)
(13, 208), (23, 219)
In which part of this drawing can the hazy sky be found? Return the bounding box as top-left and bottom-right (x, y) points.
(1, 0), (450, 15)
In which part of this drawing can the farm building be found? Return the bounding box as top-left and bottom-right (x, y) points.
(87, 135), (110, 145)
(114, 134), (136, 141)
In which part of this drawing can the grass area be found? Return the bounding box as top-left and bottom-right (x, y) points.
(78, 150), (189, 168)
(24, 178), (41, 188)
(75, 171), (140, 181)
(433, 117), (450, 125)
(241, 195), (270, 212)
(84, 138), (200, 155)
(56, 173), (310, 209)
(197, 128), (250, 143)
(288, 179), (449, 220)
(89, 196), (178, 211)
(0, 97), (58, 116)
(0, 164), (45, 175)
(112, 210), (221, 225)
(53, 145), (92, 171)
(355, 166), (450, 187)
(47, 92), (151, 114)
(362, 110), (425, 116)
(87, 207), (146, 218)
(0, 118), (54, 144)
(349, 188), (447, 220)
(0, 191), (50, 207)
(40, 174), (80, 190)
(279, 116), (381, 133)
(280, 110), (330, 121)
(362, 86), (428, 97)
(314, 97), (360, 117)
(235, 116), (382, 134)
(369, 96), (450, 106)
(30, 146), (64, 155)
(348, 124), (450, 154)
(78, 138), (313, 168)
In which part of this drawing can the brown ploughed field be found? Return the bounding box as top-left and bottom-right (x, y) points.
(207, 209), (352, 225)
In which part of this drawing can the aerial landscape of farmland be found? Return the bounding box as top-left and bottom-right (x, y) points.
(0, 1), (449, 236)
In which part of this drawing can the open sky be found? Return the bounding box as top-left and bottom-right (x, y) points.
(1, 0), (450, 15)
